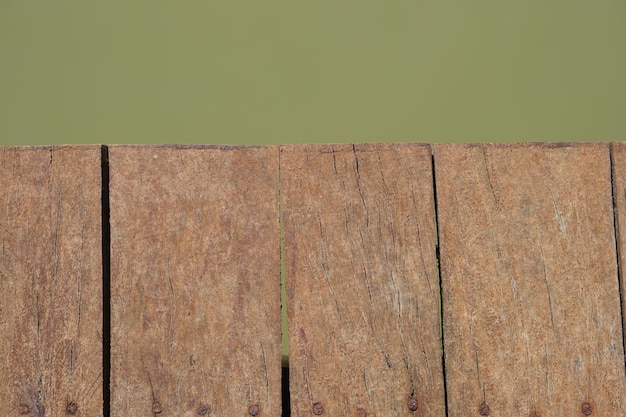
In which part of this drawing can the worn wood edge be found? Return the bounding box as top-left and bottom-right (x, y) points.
(435, 141), (609, 151)
(0, 144), (102, 151)
(108, 143), (273, 150)
(279, 142), (433, 153)
(609, 142), (626, 370)
(434, 142), (612, 162)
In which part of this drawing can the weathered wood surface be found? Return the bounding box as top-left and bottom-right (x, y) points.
(281, 144), (445, 417)
(0, 146), (103, 416)
(109, 145), (281, 416)
(610, 142), (626, 358)
(435, 143), (626, 417)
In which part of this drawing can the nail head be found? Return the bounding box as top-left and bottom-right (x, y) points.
(407, 398), (419, 412)
(356, 408), (367, 417)
(197, 403), (210, 415)
(248, 404), (260, 416)
(313, 402), (324, 415)
(479, 402), (490, 416)
(582, 402), (592, 415)
(66, 401), (78, 415)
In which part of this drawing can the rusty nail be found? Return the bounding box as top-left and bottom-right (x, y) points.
(312, 402), (324, 415)
(356, 408), (367, 417)
(582, 402), (592, 415)
(407, 398), (418, 412)
(248, 404), (260, 416)
(19, 404), (30, 415)
(479, 402), (490, 416)
(66, 401), (78, 415)
(152, 402), (163, 414)
(197, 403), (210, 415)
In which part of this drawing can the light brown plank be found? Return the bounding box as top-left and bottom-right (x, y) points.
(610, 142), (626, 362)
(435, 143), (626, 417)
(110, 145), (281, 416)
(282, 143), (445, 417)
(0, 146), (103, 416)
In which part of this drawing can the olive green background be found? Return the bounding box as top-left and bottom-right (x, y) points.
(1, 1), (624, 146)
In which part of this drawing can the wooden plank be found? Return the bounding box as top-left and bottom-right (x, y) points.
(610, 142), (626, 361)
(435, 143), (626, 417)
(110, 145), (281, 416)
(0, 146), (103, 416)
(281, 143), (445, 417)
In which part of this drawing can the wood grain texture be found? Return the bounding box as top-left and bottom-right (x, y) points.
(610, 142), (626, 359)
(435, 143), (626, 417)
(110, 145), (281, 416)
(0, 146), (103, 416)
(281, 143), (445, 417)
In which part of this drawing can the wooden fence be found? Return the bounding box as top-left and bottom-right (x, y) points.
(1, 143), (626, 417)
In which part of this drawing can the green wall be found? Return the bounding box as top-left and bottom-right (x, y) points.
(1, 1), (624, 146)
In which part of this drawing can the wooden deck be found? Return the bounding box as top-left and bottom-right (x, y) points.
(1, 143), (625, 416)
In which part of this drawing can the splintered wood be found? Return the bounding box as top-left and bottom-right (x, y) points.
(0, 146), (103, 416)
(109, 146), (281, 416)
(435, 143), (626, 417)
(281, 144), (446, 417)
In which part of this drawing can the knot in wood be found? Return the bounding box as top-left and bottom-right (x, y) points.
(66, 401), (78, 415)
(197, 403), (211, 415)
(407, 398), (419, 412)
(248, 404), (260, 416)
(312, 402), (324, 415)
(152, 402), (163, 414)
(356, 408), (367, 417)
(582, 402), (592, 415)
(479, 402), (490, 416)
(19, 404), (30, 415)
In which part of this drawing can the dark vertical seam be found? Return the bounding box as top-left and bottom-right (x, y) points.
(101, 145), (111, 417)
(609, 144), (626, 381)
(278, 146), (290, 416)
(281, 366), (291, 417)
(431, 145), (450, 417)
